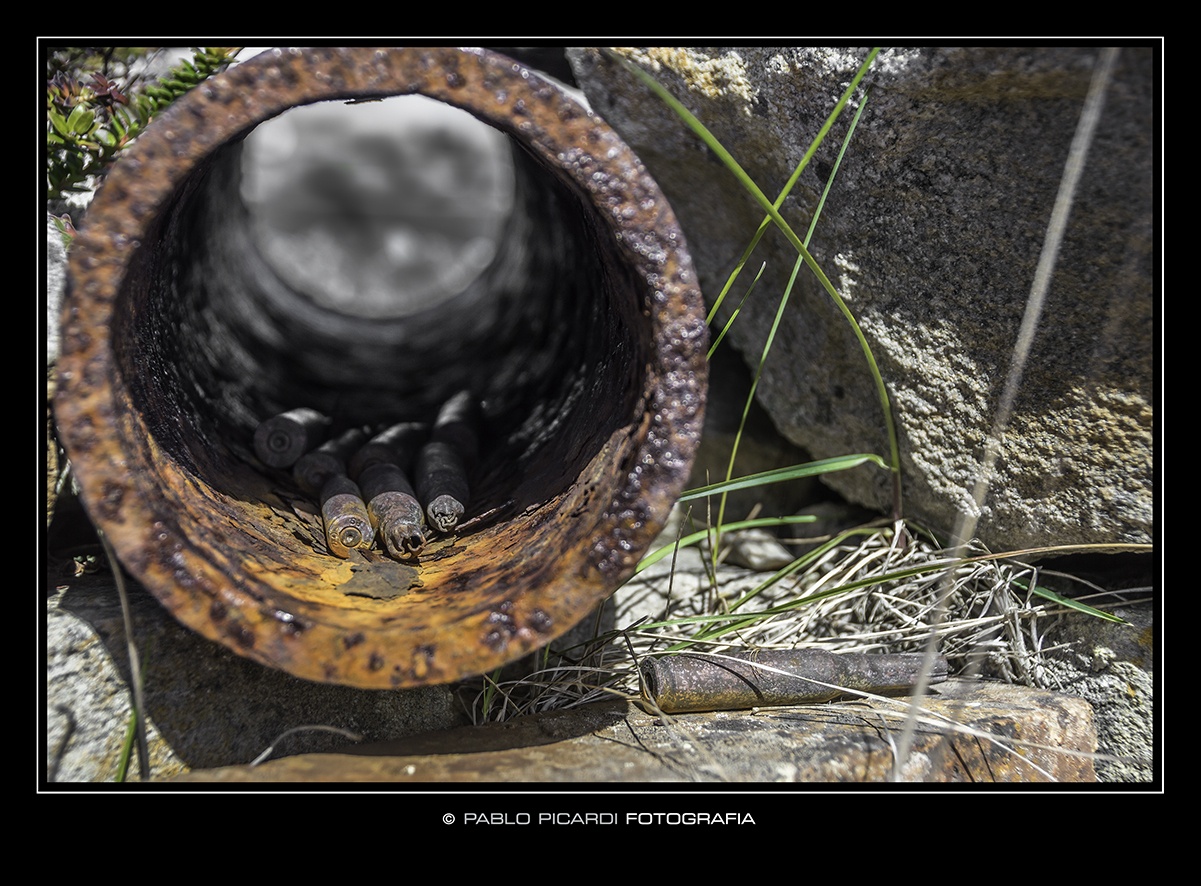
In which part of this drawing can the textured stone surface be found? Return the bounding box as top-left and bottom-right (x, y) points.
(45, 548), (464, 783)
(568, 47), (1154, 552)
(1029, 601), (1155, 782)
(167, 681), (1096, 783)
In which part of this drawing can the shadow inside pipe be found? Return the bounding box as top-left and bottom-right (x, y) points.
(114, 95), (643, 552)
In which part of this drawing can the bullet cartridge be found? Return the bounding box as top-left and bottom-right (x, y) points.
(253, 407), (330, 468)
(347, 421), (427, 481)
(293, 427), (369, 496)
(319, 474), (374, 558)
(640, 649), (949, 714)
(358, 461), (426, 560)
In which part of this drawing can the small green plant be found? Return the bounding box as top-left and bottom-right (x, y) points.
(46, 47), (242, 206)
(46, 47), (242, 782)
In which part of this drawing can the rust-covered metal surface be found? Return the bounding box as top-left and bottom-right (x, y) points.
(640, 650), (950, 713)
(54, 47), (708, 689)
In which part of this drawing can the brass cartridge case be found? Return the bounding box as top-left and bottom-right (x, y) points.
(293, 427), (370, 497)
(319, 474), (375, 559)
(415, 440), (470, 534)
(640, 650), (950, 714)
(358, 462), (426, 561)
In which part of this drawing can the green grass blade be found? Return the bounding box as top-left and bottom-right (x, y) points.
(611, 49), (903, 513)
(810, 86), (869, 242)
(697, 49), (881, 328)
(707, 262), (764, 360)
(713, 86), (875, 561)
(636, 515), (817, 573)
(1017, 580), (1129, 624)
(115, 707), (138, 782)
(678, 454), (890, 502)
(712, 253), (805, 553)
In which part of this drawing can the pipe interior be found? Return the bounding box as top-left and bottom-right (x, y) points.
(110, 95), (646, 603)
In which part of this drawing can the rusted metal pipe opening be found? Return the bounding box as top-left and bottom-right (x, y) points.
(54, 47), (707, 689)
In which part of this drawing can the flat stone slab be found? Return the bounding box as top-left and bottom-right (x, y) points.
(168, 678), (1095, 783)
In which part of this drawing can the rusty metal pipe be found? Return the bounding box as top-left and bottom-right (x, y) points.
(54, 47), (707, 689)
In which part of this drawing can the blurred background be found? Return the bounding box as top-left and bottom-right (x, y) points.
(240, 93), (515, 318)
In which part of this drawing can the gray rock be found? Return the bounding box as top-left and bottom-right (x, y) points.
(568, 47), (1154, 552)
(46, 549), (465, 783)
(167, 682), (1099, 783)
(719, 527), (798, 571)
(1027, 601), (1154, 783)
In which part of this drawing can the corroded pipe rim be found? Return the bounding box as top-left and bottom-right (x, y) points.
(54, 47), (708, 688)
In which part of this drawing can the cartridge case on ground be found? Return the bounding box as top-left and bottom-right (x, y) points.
(640, 650), (949, 713)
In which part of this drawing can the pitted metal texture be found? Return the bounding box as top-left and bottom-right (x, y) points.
(55, 47), (707, 689)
